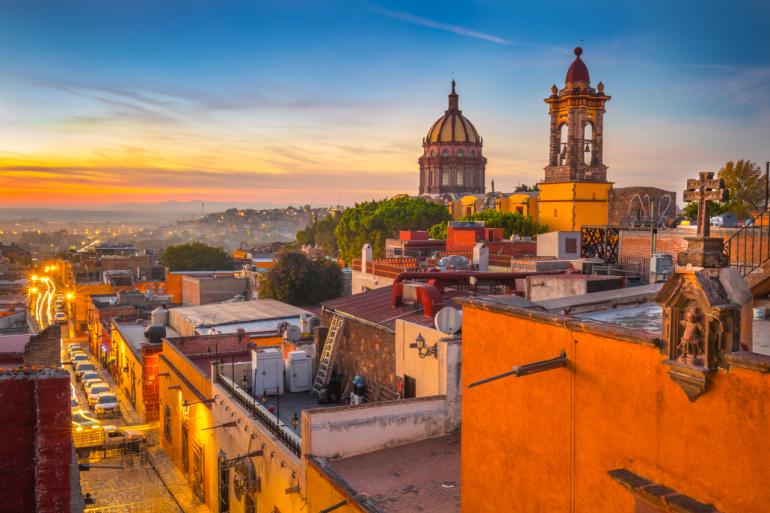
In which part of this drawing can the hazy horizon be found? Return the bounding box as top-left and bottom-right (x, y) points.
(2, 1), (768, 207)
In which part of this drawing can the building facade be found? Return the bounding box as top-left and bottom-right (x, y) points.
(419, 81), (486, 196)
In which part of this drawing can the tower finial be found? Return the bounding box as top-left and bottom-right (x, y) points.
(448, 79), (459, 110)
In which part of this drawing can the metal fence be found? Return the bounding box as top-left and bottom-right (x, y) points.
(215, 371), (302, 456)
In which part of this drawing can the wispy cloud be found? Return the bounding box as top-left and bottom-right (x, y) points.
(370, 5), (514, 45)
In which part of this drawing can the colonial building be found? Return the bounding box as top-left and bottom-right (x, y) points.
(538, 47), (613, 231)
(419, 81), (486, 196)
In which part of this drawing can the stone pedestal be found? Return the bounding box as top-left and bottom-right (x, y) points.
(677, 237), (727, 268)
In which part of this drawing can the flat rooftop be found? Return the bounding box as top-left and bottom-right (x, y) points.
(169, 299), (310, 328)
(114, 322), (179, 355)
(576, 302), (663, 332)
(326, 434), (460, 513)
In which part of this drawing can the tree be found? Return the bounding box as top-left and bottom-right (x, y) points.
(464, 210), (548, 238)
(428, 220), (448, 240)
(717, 160), (768, 219)
(514, 184), (539, 192)
(335, 197), (450, 262)
(296, 214), (340, 256)
(159, 242), (235, 271)
(260, 251), (342, 305)
(683, 200), (727, 221)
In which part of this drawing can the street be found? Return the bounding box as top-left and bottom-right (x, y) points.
(63, 329), (185, 513)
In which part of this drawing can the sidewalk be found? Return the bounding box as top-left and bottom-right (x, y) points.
(93, 357), (211, 513)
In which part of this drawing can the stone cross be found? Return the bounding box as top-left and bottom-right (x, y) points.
(683, 172), (728, 238)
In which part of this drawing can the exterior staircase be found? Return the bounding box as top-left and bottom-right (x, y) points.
(723, 207), (770, 297)
(312, 315), (345, 395)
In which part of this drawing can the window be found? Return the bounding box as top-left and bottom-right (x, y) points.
(565, 237), (578, 254)
(442, 171), (450, 186)
(516, 207), (524, 214)
(456, 149), (464, 158)
(181, 425), (189, 474)
(441, 149), (449, 157)
(469, 150), (476, 157)
(431, 149), (437, 157)
(163, 405), (171, 442)
(244, 496), (255, 513)
(456, 171), (464, 186)
(553, 209), (558, 218)
(218, 453), (229, 513)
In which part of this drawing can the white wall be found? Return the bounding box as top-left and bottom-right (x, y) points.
(303, 397), (449, 460)
(350, 270), (394, 295)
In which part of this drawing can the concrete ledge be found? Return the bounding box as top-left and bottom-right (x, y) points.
(725, 351), (770, 373)
(458, 297), (660, 347)
(608, 468), (721, 513)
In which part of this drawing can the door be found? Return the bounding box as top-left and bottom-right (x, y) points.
(404, 375), (417, 399)
(181, 424), (189, 474)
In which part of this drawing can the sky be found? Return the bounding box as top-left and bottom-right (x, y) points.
(1, 0), (769, 208)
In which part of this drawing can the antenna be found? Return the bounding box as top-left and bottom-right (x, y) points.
(434, 306), (462, 336)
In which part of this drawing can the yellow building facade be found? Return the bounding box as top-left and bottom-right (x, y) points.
(537, 181), (612, 231)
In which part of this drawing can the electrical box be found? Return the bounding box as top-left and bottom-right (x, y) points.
(251, 347), (284, 397)
(650, 254), (674, 274)
(285, 351), (313, 393)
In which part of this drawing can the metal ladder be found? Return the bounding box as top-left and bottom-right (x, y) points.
(312, 315), (344, 395)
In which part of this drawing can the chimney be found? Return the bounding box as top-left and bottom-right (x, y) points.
(361, 243), (373, 274)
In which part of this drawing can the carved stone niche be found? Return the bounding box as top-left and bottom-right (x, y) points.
(656, 268), (740, 401)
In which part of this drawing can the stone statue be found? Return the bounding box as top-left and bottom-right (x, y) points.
(678, 307), (704, 364)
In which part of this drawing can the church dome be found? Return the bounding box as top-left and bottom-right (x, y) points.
(565, 47), (590, 85)
(425, 81), (481, 144)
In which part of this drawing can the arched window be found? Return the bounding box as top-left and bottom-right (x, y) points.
(559, 124), (568, 165)
(469, 150), (476, 157)
(431, 149), (437, 157)
(583, 122), (594, 165)
(457, 149), (465, 158)
(441, 148), (450, 157)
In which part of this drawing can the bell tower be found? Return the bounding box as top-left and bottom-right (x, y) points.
(538, 47), (613, 231)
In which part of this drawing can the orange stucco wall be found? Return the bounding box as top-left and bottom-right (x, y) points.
(461, 305), (770, 513)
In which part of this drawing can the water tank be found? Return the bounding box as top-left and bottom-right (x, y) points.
(151, 305), (169, 326)
(438, 255), (470, 271)
(299, 314), (310, 334)
(144, 325), (166, 344)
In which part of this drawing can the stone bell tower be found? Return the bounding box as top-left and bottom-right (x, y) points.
(538, 47), (613, 232)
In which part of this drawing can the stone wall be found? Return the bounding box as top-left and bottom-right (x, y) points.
(320, 312), (398, 390)
(23, 324), (62, 367)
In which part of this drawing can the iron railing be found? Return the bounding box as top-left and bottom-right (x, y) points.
(723, 208), (770, 277)
(215, 371), (302, 457)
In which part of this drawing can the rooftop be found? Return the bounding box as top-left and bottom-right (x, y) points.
(114, 321), (179, 355)
(0, 334), (31, 354)
(322, 285), (469, 331)
(169, 299), (310, 328)
(322, 433), (460, 513)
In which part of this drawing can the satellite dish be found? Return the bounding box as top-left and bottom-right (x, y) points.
(434, 306), (462, 336)
(284, 325), (302, 343)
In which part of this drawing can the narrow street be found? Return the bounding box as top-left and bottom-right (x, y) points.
(63, 327), (207, 513)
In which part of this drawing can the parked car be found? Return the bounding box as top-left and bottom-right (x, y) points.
(54, 312), (67, 324)
(84, 380), (106, 394)
(68, 344), (82, 354)
(80, 371), (100, 384)
(94, 393), (120, 417)
(87, 384), (112, 407)
(73, 424), (146, 458)
(71, 353), (89, 365)
(70, 383), (79, 411)
(75, 362), (97, 380)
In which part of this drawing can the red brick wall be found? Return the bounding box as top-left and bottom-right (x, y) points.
(0, 369), (73, 513)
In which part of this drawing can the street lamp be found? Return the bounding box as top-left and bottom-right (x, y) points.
(409, 333), (438, 359)
(291, 411), (299, 431)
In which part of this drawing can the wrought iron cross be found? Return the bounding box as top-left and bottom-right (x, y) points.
(683, 171), (728, 238)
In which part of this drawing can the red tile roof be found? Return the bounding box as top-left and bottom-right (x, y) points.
(322, 285), (468, 331)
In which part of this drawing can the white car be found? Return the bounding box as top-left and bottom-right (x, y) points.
(80, 371), (100, 384)
(71, 353), (88, 364)
(75, 362), (96, 378)
(87, 384), (111, 407)
(68, 344), (82, 354)
(54, 312), (67, 324)
(94, 393), (120, 417)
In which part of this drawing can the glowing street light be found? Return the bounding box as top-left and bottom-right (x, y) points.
(66, 292), (74, 301)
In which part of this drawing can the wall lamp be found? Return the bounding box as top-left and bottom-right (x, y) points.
(410, 333), (437, 359)
(202, 421), (237, 431)
(182, 398), (215, 416)
(167, 385), (182, 390)
(158, 372), (170, 378)
(291, 411), (299, 430)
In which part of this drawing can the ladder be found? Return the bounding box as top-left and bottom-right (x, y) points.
(312, 315), (344, 395)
